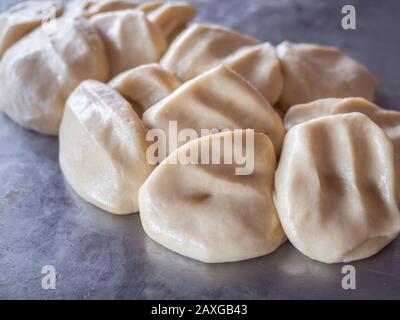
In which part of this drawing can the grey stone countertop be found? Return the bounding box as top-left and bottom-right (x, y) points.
(0, 0), (399, 299)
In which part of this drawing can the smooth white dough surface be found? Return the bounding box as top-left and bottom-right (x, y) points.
(0, 16), (109, 135)
(59, 80), (153, 215)
(275, 113), (400, 263)
(139, 130), (286, 263)
(276, 41), (378, 110)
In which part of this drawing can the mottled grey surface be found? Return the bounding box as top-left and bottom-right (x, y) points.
(1, 0), (400, 299)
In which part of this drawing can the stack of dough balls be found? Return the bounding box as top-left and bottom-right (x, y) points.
(1, 0), (399, 264)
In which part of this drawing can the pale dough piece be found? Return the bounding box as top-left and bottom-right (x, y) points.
(109, 63), (182, 117)
(160, 24), (283, 105)
(0, 17), (109, 135)
(91, 9), (167, 78)
(276, 41), (378, 110)
(79, 0), (137, 18)
(284, 97), (400, 159)
(142, 65), (285, 157)
(136, 0), (164, 13)
(146, 1), (196, 43)
(0, 0), (64, 58)
(139, 130), (286, 263)
(275, 113), (400, 263)
(59, 80), (153, 215)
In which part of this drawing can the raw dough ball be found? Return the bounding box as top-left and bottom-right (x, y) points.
(59, 80), (153, 215)
(276, 41), (378, 110)
(161, 24), (283, 105)
(109, 63), (182, 117)
(139, 130), (286, 263)
(0, 17), (109, 135)
(91, 9), (167, 78)
(142, 65), (285, 157)
(284, 97), (400, 159)
(136, 1), (164, 13)
(145, 1), (196, 43)
(0, 0), (64, 58)
(275, 113), (400, 263)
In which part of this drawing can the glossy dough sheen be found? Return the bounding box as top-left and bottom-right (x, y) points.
(284, 97), (400, 159)
(59, 80), (153, 215)
(142, 65), (285, 156)
(275, 113), (400, 263)
(139, 130), (286, 263)
(276, 41), (378, 110)
(161, 24), (283, 105)
(0, 17), (109, 135)
(91, 9), (167, 78)
(0, 0), (64, 58)
(109, 63), (182, 117)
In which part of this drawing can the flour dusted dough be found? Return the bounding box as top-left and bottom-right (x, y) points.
(80, 0), (137, 18)
(284, 97), (400, 159)
(142, 65), (285, 156)
(139, 130), (286, 263)
(109, 63), (182, 117)
(0, 17), (109, 135)
(276, 41), (378, 110)
(91, 9), (167, 77)
(59, 80), (153, 215)
(161, 24), (283, 105)
(275, 113), (400, 263)
(0, 0), (64, 58)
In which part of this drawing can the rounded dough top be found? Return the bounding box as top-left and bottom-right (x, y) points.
(139, 129), (286, 263)
(275, 112), (400, 263)
(276, 41), (378, 110)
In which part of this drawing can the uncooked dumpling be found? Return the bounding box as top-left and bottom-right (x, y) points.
(0, 17), (109, 135)
(160, 24), (283, 105)
(79, 0), (137, 18)
(142, 65), (285, 157)
(139, 129), (286, 263)
(284, 97), (400, 159)
(0, 0), (64, 58)
(109, 63), (182, 117)
(91, 9), (167, 77)
(146, 1), (196, 43)
(276, 41), (378, 110)
(275, 113), (400, 263)
(59, 80), (153, 215)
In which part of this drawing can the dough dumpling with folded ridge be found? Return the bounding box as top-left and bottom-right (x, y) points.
(275, 113), (400, 263)
(139, 129), (286, 263)
(0, 0), (64, 58)
(284, 97), (400, 159)
(59, 80), (154, 215)
(0, 17), (109, 135)
(276, 41), (378, 110)
(109, 63), (182, 117)
(91, 9), (167, 77)
(142, 65), (285, 157)
(161, 24), (283, 105)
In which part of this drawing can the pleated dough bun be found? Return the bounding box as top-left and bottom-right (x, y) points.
(79, 0), (138, 18)
(276, 41), (378, 110)
(284, 97), (400, 160)
(0, 17), (109, 135)
(275, 113), (400, 263)
(91, 9), (167, 77)
(109, 63), (182, 117)
(142, 65), (285, 157)
(160, 24), (283, 105)
(139, 130), (286, 263)
(145, 1), (196, 43)
(59, 80), (153, 215)
(0, 0), (64, 58)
